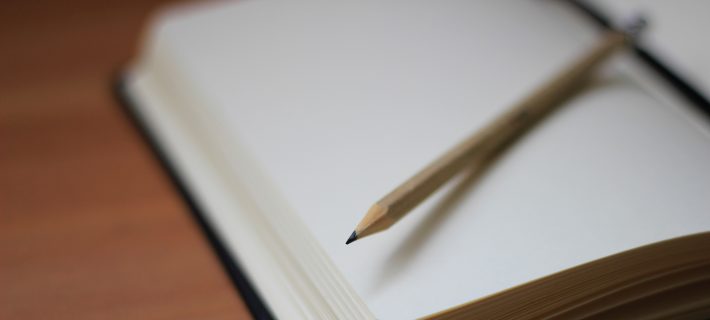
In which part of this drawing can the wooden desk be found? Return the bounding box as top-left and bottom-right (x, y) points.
(0, 1), (251, 318)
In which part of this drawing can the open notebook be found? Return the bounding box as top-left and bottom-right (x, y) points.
(121, 0), (710, 318)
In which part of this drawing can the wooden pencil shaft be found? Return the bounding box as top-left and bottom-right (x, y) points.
(357, 31), (627, 237)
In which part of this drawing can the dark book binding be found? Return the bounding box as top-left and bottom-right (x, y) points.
(113, 78), (276, 320)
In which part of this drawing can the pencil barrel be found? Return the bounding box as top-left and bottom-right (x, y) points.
(378, 31), (627, 224)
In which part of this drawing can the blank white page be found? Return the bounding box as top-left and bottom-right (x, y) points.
(148, 0), (710, 318)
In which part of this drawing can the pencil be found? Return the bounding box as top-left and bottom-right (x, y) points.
(346, 30), (630, 245)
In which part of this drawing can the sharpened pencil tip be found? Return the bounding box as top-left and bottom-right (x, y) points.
(345, 231), (358, 245)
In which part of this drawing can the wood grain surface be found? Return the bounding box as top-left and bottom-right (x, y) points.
(0, 1), (251, 318)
